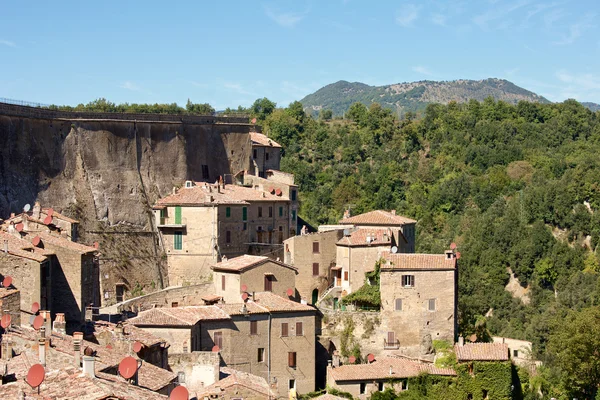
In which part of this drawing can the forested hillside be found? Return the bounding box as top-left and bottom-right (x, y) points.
(262, 98), (600, 398)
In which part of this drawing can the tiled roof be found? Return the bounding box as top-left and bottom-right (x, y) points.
(199, 367), (276, 397)
(455, 343), (509, 361)
(217, 302), (268, 316)
(250, 131), (282, 148)
(128, 305), (231, 326)
(381, 252), (457, 270)
(253, 291), (315, 313)
(0, 367), (167, 400)
(313, 394), (350, 400)
(339, 210), (416, 226)
(0, 231), (49, 262)
(211, 254), (297, 273)
(90, 320), (166, 347)
(154, 182), (289, 207)
(328, 356), (455, 382)
(42, 207), (79, 224)
(29, 232), (96, 254)
(337, 228), (393, 247)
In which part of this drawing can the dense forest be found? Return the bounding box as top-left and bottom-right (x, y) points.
(257, 98), (600, 399)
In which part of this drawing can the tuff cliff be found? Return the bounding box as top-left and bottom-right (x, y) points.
(0, 103), (253, 297)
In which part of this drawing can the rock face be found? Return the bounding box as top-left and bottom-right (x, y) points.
(0, 103), (253, 296)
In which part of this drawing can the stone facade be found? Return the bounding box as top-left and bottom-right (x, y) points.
(250, 132), (282, 178)
(0, 288), (21, 326)
(335, 244), (386, 295)
(283, 230), (343, 304)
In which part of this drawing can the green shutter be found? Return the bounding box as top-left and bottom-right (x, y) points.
(226, 207), (231, 218)
(175, 206), (182, 224)
(174, 231), (183, 250)
(292, 210), (296, 221)
(279, 206), (283, 217)
(242, 207), (247, 221)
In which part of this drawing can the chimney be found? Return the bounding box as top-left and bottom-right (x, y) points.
(53, 313), (66, 334)
(38, 334), (46, 366)
(332, 351), (340, 368)
(458, 336), (464, 347)
(115, 322), (124, 338)
(221, 255), (227, 262)
(2, 334), (12, 361)
(73, 332), (83, 368)
(40, 310), (52, 335)
(33, 202), (41, 220)
(445, 250), (454, 259)
(82, 355), (95, 378)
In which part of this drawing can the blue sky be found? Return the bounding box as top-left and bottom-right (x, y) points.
(1, 0), (599, 109)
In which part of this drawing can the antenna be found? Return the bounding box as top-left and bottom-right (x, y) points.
(33, 315), (44, 330)
(1, 314), (11, 329)
(32, 302), (40, 314)
(133, 341), (143, 353)
(23, 204), (31, 213)
(169, 385), (190, 400)
(2, 276), (12, 288)
(26, 364), (45, 390)
(391, 246), (398, 254)
(118, 356), (139, 380)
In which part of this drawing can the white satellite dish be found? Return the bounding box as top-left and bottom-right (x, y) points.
(391, 246), (398, 254)
(23, 204), (31, 212)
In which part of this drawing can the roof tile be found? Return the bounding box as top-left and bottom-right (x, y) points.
(211, 255), (297, 273)
(328, 356), (455, 382)
(455, 343), (509, 361)
(381, 251), (457, 270)
(250, 132), (282, 148)
(340, 210), (416, 226)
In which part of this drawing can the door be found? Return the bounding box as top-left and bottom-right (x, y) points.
(312, 289), (319, 305)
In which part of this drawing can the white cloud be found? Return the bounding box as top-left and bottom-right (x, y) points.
(396, 4), (419, 27)
(264, 5), (307, 28)
(0, 39), (16, 48)
(412, 66), (436, 77)
(473, 0), (532, 31)
(120, 81), (141, 91)
(553, 13), (596, 45)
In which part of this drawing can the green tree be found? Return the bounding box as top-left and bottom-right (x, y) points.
(250, 97), (276, 122)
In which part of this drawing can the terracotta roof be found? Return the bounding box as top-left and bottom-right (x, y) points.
(328, 356), (455, 382)
(381, 252), (457, 270)
(455, 343), (509, 361)
(217, 301), (268, 316)
(250, 131), (282, 148)
(339, 210), (416, 226)
(211, 255), (297, 273)
(313, 394), (350, 400)
(201, 294), (222, 302)
(337, 228), (393, 247)
(128, 305), (231, 326)
(42, 208), (79, 224)
(29, 232), (96, 254)
(0, 367), (167, 400)
(89, 320), (166, 348)
(199, 367), (276, 398)
(0, 231), (49, 262)
(154, 182), (289, 207)
(253, 292), (314, 313)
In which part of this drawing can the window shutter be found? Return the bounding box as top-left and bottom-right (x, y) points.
(281, 323), (288, 337)
(242, 207), (247, 221)
(175, 206), (182, 224)
(313, 242), (319, 253)
(221, 275), (226, 291)
(395, 298), (402, 311)
(312, 263), (319, 276)
(250, 321), (258, 335)
(296, 322), (303, 336)
(388, 331), (395, 344)
(288, 352), (296, 367)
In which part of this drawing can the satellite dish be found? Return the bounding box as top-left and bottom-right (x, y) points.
(450, 242), (457, 250)
(32, 236), (41, 247)
(2, 276), (12, 288)
(1, 314), (11, 329)
(170, 385), (190, 400)
(16, 223), (24, 232)
(43, 216), (53, 225)
(212, 345), (220, 353)
(391, 246), (398, 254)
(133, 341), (143, 353)
(47, 208), (54, 218)
(33, 315), (44, 330)
(23, 204), (31, 213)
(26, 364), (45, 389)
(241, 284), (248, 292)
(118, 356), (138, 379)
(286, 288), (294, 297)
(32, 302), (40, 314)
(367, 353), (375, 363)
(348, 356), (356, 364)
(241, 292), (249, 301)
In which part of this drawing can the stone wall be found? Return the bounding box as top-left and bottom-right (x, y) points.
(137, 325), (196, 354)
(115, 283), (214, 313)
(169, 351), (220, 395)
(0, 252), (45, 324)
(0, 288), (21, 326)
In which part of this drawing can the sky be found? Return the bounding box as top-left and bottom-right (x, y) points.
(1, 0), (599, 110)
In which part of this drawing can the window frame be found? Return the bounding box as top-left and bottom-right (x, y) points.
(174, 231), (183, 250)
(312, 241), (320, 254)
(428, 298), (436, 311)
(258, 347), (265, 362)
(250, 320), (258, 335)
(226, 207), (231, 218)
(296, 321), (303, 336)
(258, 206), (263, 218)
(312, 262), (319, 276)
(281, 322), (289, 337)
(402, 275), (415, 288)
(395, 298), (403, 311)
(288, 352), (297, 368)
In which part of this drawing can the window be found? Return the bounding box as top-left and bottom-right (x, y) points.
(291, 210), (296, 221)
(265, 152), (270, 161)
(296, 322), (303, 336)
(312, 263), (319, 276)
(395, 298), (403, 311)
(289, 379), (296, 390)
(281, 323), (289, 337)
(428, 299), (436, 311)
(175, 206), (182, 224)
(226, 230), (231, 243)
(243, 223), (247, 231)
(268, 206), (272, 217)
(264, 275), (273, 291)
(253, 149), (258, 159)
(344, 271), (349, 281)
(250, 320), (258, 335)
(378, 382), (384, 391)
(258, 207), (263, 217)
(213, 332), (223, 349)
(258, 348), (265, 362)
(171, 302), (179, 307)
(279, 206), (283, 217)
(291, 190), (297, 201)
(201, 165), (209, 180)
(221, 275), (226, 291)
(360, 383), (367, 394)
(115, 284), (125, 303)
(226, 207), (231, 218)
(174, 231), (183, 250)
(242, 207), (247, 221)
(402, 275), (415, 287)
(513, 350), (519, 358)
(312, 241), (319, 253)
(288, 352), (297, 368)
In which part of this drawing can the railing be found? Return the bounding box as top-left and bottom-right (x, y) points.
(158, 217), (187, 227)
(384, 339), (400, 349)
(0, 97), (52, 108)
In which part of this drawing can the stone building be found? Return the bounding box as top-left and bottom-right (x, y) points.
(378, 251), (457, 354)
(327, 356), (455, 399)
(2, 202), (80, 242)
(339, 210), (417, 253)
(153, 181), (293, 286)
(211, 255), (297, 303)
(283, 229), (344, 305)
(198, 367), (277, 399)
(0, 287), (21, 326)
(249, 132), (282, 178)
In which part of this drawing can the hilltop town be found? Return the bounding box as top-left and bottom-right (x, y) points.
(0, 101), (539, 400)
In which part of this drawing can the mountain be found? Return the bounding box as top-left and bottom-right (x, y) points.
(300, 78), (550, 117)
(582, 102), (600, 112)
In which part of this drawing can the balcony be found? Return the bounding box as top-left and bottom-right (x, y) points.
(383, 339), (400, 350)
(157, 217), (186, 228)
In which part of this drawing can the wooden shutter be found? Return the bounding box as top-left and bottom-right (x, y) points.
(312, 263), (319, 276)
(388, 331), (395, 344)
(344, 271), (349, 281)
(395, 298), (402, 311)
(313, 241), (319, 253)
(264, 275), (272, 291)
(250, 320), (258, 335)
(296, 322), (303, 336)
(288, 352), (296, 368)
(221, 275), (226, 291)
(281, 323), (288, 337)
